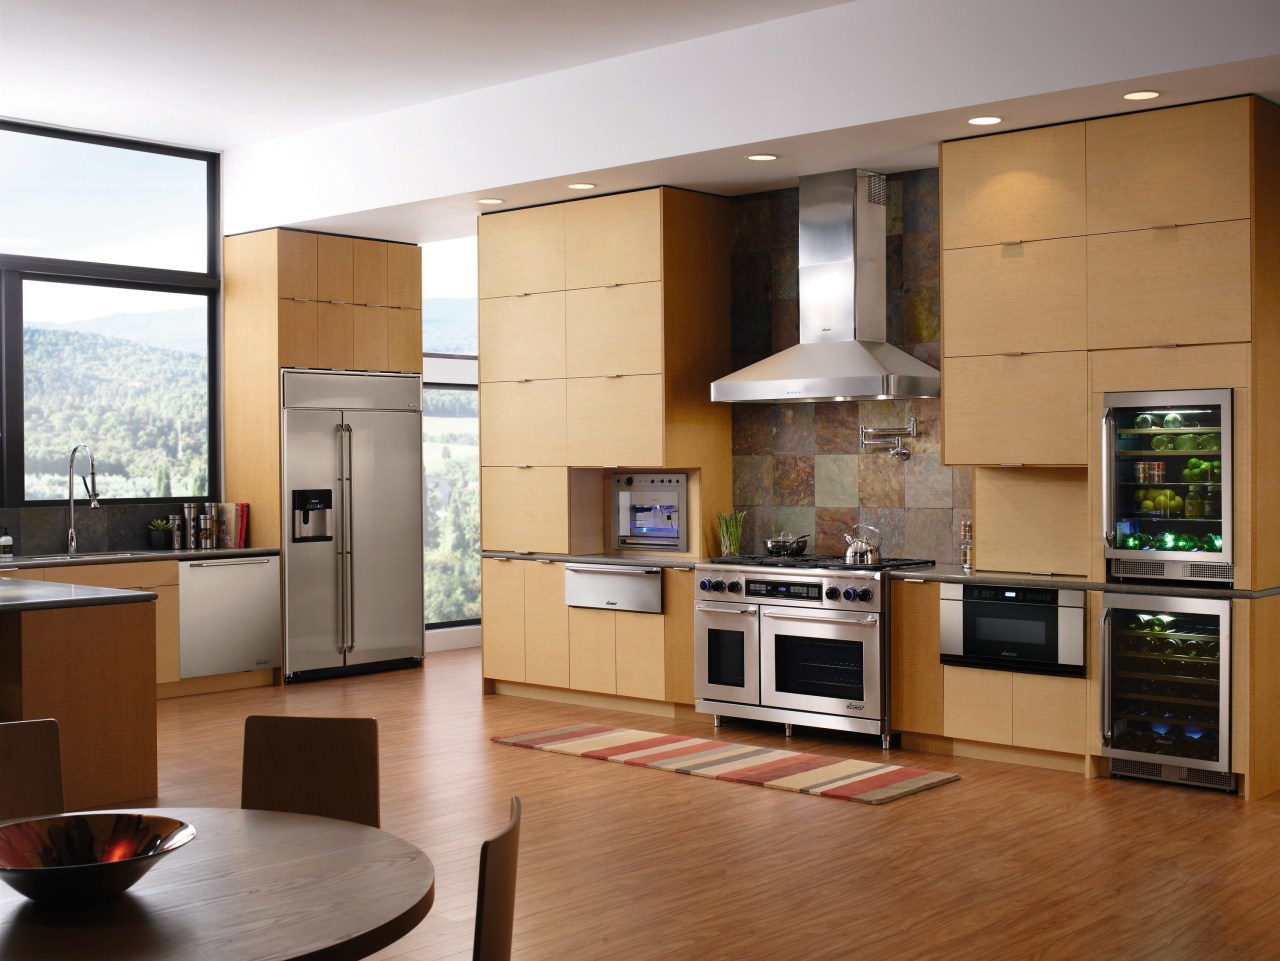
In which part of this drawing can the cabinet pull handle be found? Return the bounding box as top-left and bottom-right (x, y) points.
(603, 283), (620, 288)
(1000, 351), (1024, 357)
(513, 292), (528, 297)
(999, 239), (1023, 246)
(901, 577), (926, 583)
(606, 373), (621, 378)
(999, 463), (1024, 467)
(1155, 343), (1180, 349)
(1154, 223), (1179, 230)
(513, 464), (532, 469)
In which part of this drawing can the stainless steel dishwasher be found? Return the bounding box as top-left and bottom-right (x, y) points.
(179, 556), (281, 677)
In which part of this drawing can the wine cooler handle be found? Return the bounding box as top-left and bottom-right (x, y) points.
(1100, 408), (1115, 548)
(1100, 607), (1113, 748)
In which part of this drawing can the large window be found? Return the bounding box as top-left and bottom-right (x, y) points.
(422, 385), (479, 625)
(0, 122), (218, 505)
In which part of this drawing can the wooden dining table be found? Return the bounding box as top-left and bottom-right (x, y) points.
(0, 807), (436, 961)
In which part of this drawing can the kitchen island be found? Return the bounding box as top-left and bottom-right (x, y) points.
(0, 578), (158, 809)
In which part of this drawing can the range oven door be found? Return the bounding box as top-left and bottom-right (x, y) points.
(759, 606), (881, 718)
(694, 599), (760, 706)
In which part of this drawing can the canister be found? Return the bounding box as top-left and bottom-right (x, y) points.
(168, 514), (183, 550)
(1148, 461), (1166, 483)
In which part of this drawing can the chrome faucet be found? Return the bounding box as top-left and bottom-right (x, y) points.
(67, 444), (101, 554)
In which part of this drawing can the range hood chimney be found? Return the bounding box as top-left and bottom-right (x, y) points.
(711, 169), (941, 403)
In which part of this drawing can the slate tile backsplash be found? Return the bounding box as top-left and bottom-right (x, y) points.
(729, 168), (974, 561)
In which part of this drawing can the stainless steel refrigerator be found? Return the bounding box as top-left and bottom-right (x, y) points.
(281, 368), (424, 680)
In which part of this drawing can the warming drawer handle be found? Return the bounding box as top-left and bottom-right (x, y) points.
(695, 604), (754, 615)
(565, 564), (660, 575)
(188, 558), (272, 568)
(762, 610), (878, 627)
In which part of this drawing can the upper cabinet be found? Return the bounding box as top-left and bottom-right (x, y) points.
(941, 123), (1085, 249)
(1085, 98), (1251, 234)
(478, 204), (565, 298)
(564, 190), (663, 289)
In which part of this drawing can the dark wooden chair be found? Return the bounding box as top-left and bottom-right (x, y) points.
(0, 718), (64, 820)
(473, 795), (522, 961)
(240, 715), (380, 828)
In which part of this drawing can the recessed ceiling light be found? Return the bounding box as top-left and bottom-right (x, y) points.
(747, 153), (778, 161)
(567, 183), (595, 190)
(967, 116), (1002, 126)
(1124, 90), (1161, 101)
(477, 198), (504, 205)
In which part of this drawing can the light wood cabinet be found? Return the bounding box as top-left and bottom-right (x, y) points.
(225, 228), (424, 550)
(942, 238), (1087, 356)
(479, 467), (570, 553)
(479, 380), (568, 466)
(566, 375), (664, 467)
(568, 607), (617, 694)
(565, 282), (664, 377)
(663, 568), (696, 704)
(941, 123), (1086, 249)
(890, 579), (943, 736)
(478, 204), (565, 298)
(524, 561), (569, 688)
(974, 468), (1090, 576)
(944, 665), (1087, 753)
(478, 293), (567, 382)
(480, 558), (525, 682)
(565, 190), (663, 289)
(1086, 97), (1251, 234)
(615, 612), (666, 701)
(44, 561), (181, 684)
(943, 351), (1088, 466)
(1086, 220), (1251, 350)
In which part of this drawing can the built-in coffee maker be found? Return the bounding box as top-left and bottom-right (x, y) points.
(610, 473), (686, 552)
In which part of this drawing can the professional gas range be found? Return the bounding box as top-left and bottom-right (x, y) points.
(693, 555), (934, 748)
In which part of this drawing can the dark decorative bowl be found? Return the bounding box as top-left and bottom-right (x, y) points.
(0, 813), (196, 904)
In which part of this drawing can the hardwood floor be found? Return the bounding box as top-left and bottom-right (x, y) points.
(155, 648), (1280, 961)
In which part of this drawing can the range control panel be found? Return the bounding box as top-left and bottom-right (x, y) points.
(694, 565), (881, 612)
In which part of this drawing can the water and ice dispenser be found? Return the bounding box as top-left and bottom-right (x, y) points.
(292, 489), (333, 542)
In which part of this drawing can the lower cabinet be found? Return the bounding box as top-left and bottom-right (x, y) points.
(44, 561), (181, 684)
(890, 579), (944, 736)
(943, 666), (1087, 754)
(480, 558), (571, 686)
(568, 607), (665, 699)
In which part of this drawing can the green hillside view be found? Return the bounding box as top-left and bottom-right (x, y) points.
(24, 325), (209, 500)
(422, 298), (478, 355)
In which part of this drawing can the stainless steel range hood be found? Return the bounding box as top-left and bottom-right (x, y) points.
(711, 169), (941, 403)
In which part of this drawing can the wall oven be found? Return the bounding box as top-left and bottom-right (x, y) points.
(939, 583), (1085, 677)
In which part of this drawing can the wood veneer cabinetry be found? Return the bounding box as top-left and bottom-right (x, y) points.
(943, 666), (1087, 755)
(890, 579), (943, 736)
(224, 228), (423, 549)
(479, 558), (569, 686)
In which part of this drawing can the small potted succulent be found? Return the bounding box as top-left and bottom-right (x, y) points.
(146, 517), (173, 549)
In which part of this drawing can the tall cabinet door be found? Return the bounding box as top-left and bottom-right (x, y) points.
(345, 408), (424, 666)
(282, 407), (344, 675)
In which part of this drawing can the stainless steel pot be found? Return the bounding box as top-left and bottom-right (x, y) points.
(765, 532), (809, 557)
(844, 525), (881, 565)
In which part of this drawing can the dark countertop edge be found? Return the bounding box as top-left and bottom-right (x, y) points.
(0, 583), (159, 612)
(480, 552), (1272, 600)
(482, 551), (706, 570)
(0, 547), (279, 570)
(887, 564), (1264, 600)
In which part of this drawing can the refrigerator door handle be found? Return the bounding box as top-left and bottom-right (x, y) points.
(343, 422), (356, 653)
(1100, 408), (1115, 548)
(1100, 607), (1113, 748)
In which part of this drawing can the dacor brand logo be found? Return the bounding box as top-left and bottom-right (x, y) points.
(1001, 651), (1017, 657)
(255, 658), (270, 665)
(846, 703), (864, 711)
(606, 600), (618, 606)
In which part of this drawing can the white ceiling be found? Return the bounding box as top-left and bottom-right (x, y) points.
(4, 0), (1280, 245)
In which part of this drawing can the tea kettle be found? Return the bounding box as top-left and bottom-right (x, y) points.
(844, 525), (882, 565)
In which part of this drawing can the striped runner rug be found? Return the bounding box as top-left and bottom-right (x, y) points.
(493, 723), (959, 805)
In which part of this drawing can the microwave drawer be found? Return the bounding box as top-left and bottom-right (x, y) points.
(939, 585), (1085, 678)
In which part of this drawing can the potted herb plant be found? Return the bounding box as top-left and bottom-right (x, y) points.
(147, 517), (173, 549)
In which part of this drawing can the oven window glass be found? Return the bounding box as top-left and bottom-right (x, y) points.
(707, 628), (746, 689)
(773, 635), (864, 701)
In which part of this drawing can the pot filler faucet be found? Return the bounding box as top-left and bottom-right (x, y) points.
(67, 443), (100, 554)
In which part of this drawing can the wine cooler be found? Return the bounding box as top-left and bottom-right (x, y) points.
(1102, 388), (1233, 584)
(1101, 593), (1235, 791)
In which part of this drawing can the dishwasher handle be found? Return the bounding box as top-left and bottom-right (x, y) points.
(188, 558), (272, 568)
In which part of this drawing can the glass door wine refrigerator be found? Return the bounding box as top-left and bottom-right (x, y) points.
(1102, 388), (1233, 584)
(1101, 593), (1235, 791)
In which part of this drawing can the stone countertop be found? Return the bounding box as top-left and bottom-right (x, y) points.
(0, 579), (157, 612)
(0, 547), (278, 571)
(482, 551), (707, 570)
(886, 563), (1268, 600)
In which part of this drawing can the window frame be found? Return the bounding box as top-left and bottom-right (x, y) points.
(0, 120), (220, 506)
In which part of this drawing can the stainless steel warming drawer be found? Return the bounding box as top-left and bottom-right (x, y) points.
(564, 564), (663, 614)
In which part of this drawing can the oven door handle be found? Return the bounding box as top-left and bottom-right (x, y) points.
(761, 610), (878, 627)
(695, 605), (755, 615)
(1100, 607), (1113, 748)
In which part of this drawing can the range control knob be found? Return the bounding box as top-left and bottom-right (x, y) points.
(842, 586), (858, 602)
(825, 586), (841, 601)
(710, 579), (726, 593)
(698, 578), (713, 593)
(857, 587), (874, 603)
(726, 580), (742, 594)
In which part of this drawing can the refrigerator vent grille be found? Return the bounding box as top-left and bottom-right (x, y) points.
(1113, 559), (1165, 577)
(1184, 562), (1234, 581)
(1110, 759), (1237, 792)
